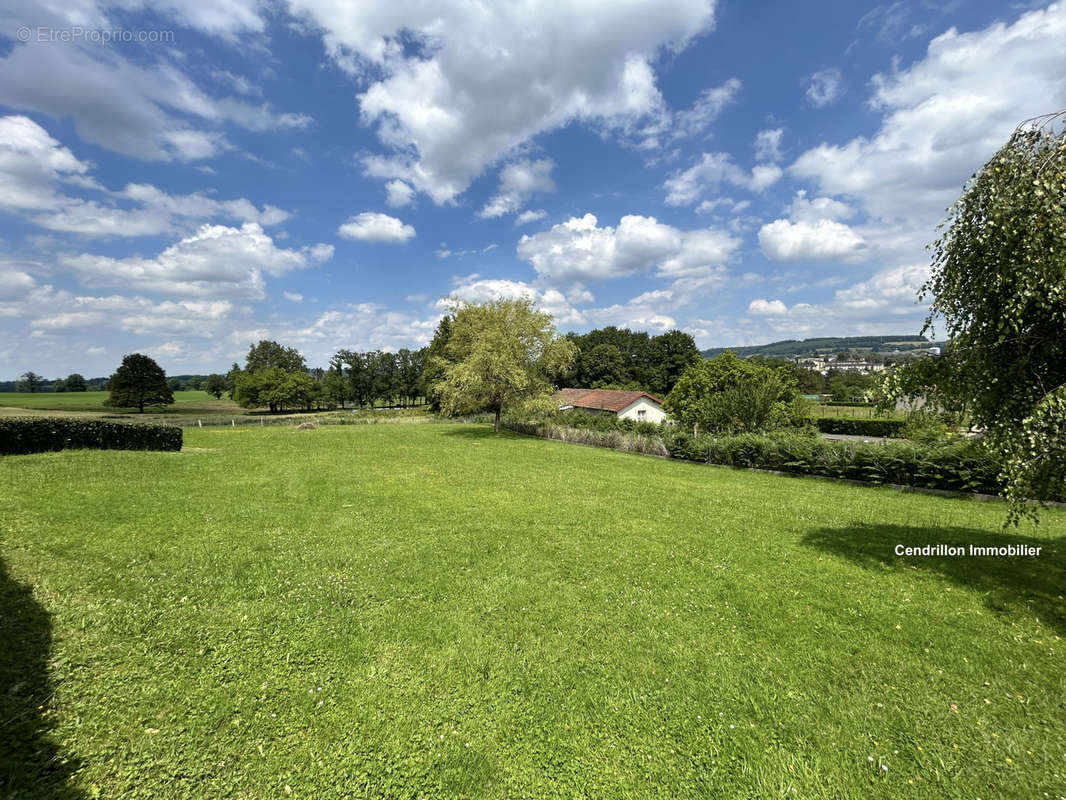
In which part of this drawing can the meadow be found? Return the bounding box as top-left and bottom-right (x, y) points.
(808, 403), (905, 420)
(2, 423), (1064, 798)
(0, 390), (248, 419)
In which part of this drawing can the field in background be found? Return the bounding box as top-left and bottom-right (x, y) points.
(809, 403), (905, 420)
(0, 390), (248, 418)
(0, 391), (910, 426)
(2, 424), (1063, 799)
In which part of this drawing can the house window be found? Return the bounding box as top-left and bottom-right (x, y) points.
(637, 409), (646, 420)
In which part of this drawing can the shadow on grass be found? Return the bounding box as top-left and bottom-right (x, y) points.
(438, 426), (511, 440)
(0, 558), (83, 799)
(801, 524), (1066, 636)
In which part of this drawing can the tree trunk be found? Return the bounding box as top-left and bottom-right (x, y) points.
(494, 405), (501, 433)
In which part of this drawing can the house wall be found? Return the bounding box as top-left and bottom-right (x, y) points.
(616, 397), (667, 424)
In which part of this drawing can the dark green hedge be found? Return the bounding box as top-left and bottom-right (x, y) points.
(0, 417), (182, 455)
(658, 429), (1016, 497)
(816, 417), (906, 437)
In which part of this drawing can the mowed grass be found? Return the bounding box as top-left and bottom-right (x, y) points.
(0, 390), (248, 419)
(1, 425), (1064, 799)
(809, 404), (906, 420)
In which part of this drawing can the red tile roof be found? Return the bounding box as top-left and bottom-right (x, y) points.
(554, 388), (663, 413)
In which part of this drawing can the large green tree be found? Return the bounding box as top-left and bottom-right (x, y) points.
(203, 373), (227, 399)
(432, 298), (575, 433)
(107, 354), (174, 413)
(322, 359), (350, 409)
(827, 370), (876, 402)
(560, 327), (700, 395)
(244, 340), (307, 373)
(233, 341), (310, 412)
(915, 112), (1066, 519)
(65, 373), (87, 392)
(418, 315), (454, 412)
(576, 343), (630, 388)
(665, 352), (806, 434)
(234, 368), (316, 413)
(645, 329), (701, 396)
(15, 371), (43, 393)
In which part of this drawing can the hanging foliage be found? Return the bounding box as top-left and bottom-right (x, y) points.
(922, 111), (1066, 522)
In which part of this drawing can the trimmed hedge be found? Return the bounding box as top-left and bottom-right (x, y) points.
(659, 428), (1013, 496)
(0, 417), (182, 455)
(698, 432), (1012, 496)
(816, 417), (906, 438)
(508, 420), (1049, 500)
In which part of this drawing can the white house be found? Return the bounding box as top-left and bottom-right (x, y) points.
(554, 388), (667, 423)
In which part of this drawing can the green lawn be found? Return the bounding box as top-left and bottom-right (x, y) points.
(2, 424), (1063, 798)
(0, 390), (249, 420)
(809, 404), (905, 420)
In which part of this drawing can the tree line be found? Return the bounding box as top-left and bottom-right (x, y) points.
(9, 372), (94, 393)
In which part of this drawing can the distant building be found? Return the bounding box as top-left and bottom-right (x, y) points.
(796, 356), (885, 375)
(554, 388), (667, 423)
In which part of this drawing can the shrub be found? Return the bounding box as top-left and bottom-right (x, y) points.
(697, 432), (1009, 496)
(666, 352), (804, 434)
(504, 421), (669, 457)
(660, 428), (711, 461)
(900, 410), (956, 444)
(816, 418), (906, 438)
(0, 417), (182, 455)
(509, 415), (1057, 499)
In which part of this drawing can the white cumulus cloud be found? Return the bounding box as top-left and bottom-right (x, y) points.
(516, 213), (739, 293)
(384, 180), (415, 208)
(791, 3), (1066, 256)
(61, 223), (331, 299)
(286, 0), (717, 203)
(515, 209), (548, 226)
(442, 276), (584, 325)
(0, 36), (308, 162)
(664, 151), (781, 205)
(747, 298), (788, 316)
(0, 115), (295, 238)
(758, 218), (866, 262)
(337, 212), (416, 243)
(478, 158), (555, 219)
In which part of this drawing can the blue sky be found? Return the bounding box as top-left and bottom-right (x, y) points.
(1, 0), (1064, 377)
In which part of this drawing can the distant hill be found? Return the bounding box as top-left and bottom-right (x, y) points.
(701, 335), (944, 360)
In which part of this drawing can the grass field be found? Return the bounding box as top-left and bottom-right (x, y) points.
(809, 404), (906, 420)
(2, 424), (1064, 798)
(0, 390), (249, 419)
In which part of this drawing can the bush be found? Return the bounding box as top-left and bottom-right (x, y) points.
(660, 428), (710, 461)
(504, 421), (669, 457)
(900, 410), (956, 444)
(699, 432), (1010, 496)
(816, 418), (906, 438)
(0, 417), (182, 455)
(509, 415), (1059, 499)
